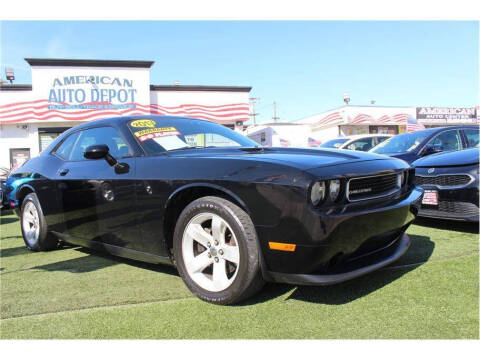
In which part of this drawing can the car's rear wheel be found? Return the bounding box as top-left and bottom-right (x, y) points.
(173, 196), (264, 305)
(20, 193), (58, 251)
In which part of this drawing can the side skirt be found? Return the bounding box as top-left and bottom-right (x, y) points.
(51, 231), (173, 266)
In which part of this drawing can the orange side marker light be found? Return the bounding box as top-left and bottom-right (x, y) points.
(268, 242), (296, 252)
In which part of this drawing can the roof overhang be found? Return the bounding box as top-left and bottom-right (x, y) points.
(25, 58), (154, 68)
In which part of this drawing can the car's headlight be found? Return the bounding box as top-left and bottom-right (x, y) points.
(310, 181), (326, 205)
(329, 179), (341, 201)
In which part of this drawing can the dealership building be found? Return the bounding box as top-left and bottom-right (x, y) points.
(0, 58), (251, 170)
(298, 105), (479, 144)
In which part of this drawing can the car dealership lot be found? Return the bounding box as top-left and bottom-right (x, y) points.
(0, 210), (478, 339)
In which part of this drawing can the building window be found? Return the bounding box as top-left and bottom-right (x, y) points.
(369, 125), (399, 135)
(10, 148), (30, 170)
(38, 127), (71, 153)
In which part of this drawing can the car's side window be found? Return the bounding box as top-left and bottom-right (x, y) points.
(464, 128), (479, 148)
(427, 130), (462, 152)
(53, 132), (80, 160)
(69, 127), (131, 161)
(347, 138), (375, 151)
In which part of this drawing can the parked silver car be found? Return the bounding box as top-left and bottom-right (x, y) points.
(320, 134), (393, 152)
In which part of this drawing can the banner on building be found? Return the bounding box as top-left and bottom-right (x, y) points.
(416, 107), (477, 124)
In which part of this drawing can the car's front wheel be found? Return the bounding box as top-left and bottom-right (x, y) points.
(173, 196), (264, 305)
(20, 193), (59, 251)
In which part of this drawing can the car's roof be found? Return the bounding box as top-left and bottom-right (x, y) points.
(344, 134), (393, 139)
(326, 134), (392, 142)
(42, 115), (214, 155)
(61, 115), (214, 137)
(378, 125), (478, 140)
(72, 115), (211, 129)
(412, 125), (478, 135)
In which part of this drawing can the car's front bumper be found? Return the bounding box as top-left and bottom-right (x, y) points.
(418, 201), (479, 222)
(415, 166), (479, 222)
(267, 232), (410, 285)
(257, 186), (422, 282)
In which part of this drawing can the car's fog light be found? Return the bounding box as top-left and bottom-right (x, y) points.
(329, 179), (341, 201)
(311, 181), (326, 205)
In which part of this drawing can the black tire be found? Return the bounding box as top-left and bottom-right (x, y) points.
(20, 193), (58, 251)
(173, 196), (265, 305)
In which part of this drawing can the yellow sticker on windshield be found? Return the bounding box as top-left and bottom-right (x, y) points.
(134, 127), (181, 142)
(130, 119), (156, 128)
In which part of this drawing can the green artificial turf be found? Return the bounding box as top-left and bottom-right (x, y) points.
(1, 210), (478, 339)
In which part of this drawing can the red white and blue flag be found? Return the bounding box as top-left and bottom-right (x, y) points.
(308, 137), (322, 147)
(406, 116), (426, 133)
(279, 138), (291, 147)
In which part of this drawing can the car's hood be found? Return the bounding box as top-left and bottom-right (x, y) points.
(167, 147), (389, 171)
(413, 148), (480, 168)
(372, 152), (415, 163)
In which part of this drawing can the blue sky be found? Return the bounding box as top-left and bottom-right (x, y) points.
(1, 21), (478, 124)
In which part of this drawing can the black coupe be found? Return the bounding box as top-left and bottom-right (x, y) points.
(413, 147), (479, 221)
(10, 116), (423, 304)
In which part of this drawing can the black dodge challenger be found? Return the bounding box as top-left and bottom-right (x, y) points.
(10, 116), (423, 304)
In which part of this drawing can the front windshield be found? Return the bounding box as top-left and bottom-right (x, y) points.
(320, 138), (349, 148)
(127, 118), (259, 155)
(371, 131), (429, 154)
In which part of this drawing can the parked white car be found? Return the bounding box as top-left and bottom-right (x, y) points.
(320, 134), (393, 152)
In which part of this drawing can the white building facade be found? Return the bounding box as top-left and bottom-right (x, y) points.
(0, 58), (251, 170)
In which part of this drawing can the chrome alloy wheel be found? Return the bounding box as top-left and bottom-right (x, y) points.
(182, 212), (240, 292)
(22, 201), (40, 244)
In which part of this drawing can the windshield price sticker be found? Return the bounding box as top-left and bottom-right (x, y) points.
(134, 127), (181, 142)
(130, 119), (156, 128)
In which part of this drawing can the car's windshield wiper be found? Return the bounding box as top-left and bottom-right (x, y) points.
(168, 146), (217, 151)
(238, 146), (265, 152)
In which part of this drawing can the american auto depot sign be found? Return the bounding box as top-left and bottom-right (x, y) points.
(30, 64), (151, 118)
(416, 107), (477, 124)
(48, 75), (138, 109)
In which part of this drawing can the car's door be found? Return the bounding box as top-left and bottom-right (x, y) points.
(53, 126), (140, 250)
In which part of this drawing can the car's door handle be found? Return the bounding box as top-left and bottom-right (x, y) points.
(58, 168), (69, 176)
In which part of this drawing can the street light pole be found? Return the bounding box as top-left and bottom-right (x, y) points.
(272, 102), (279, 123)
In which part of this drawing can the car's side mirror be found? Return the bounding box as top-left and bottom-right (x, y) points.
(84, 144), (110, 160)
(84, 144), (129, 174)
(422, 144), (443, 156)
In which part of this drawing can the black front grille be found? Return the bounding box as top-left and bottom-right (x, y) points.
(415, 174), (472, 187)
(348, 173), (399, 201)
(419, 201), (479, 219)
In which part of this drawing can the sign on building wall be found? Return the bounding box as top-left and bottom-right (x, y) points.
(28, 65), (152, 122)
(416, 107), (477, 124)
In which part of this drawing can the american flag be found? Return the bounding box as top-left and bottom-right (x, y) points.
(279, 138), (291, 147)
(308, 137), (322, 147)
(406, 116), (426, 133)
